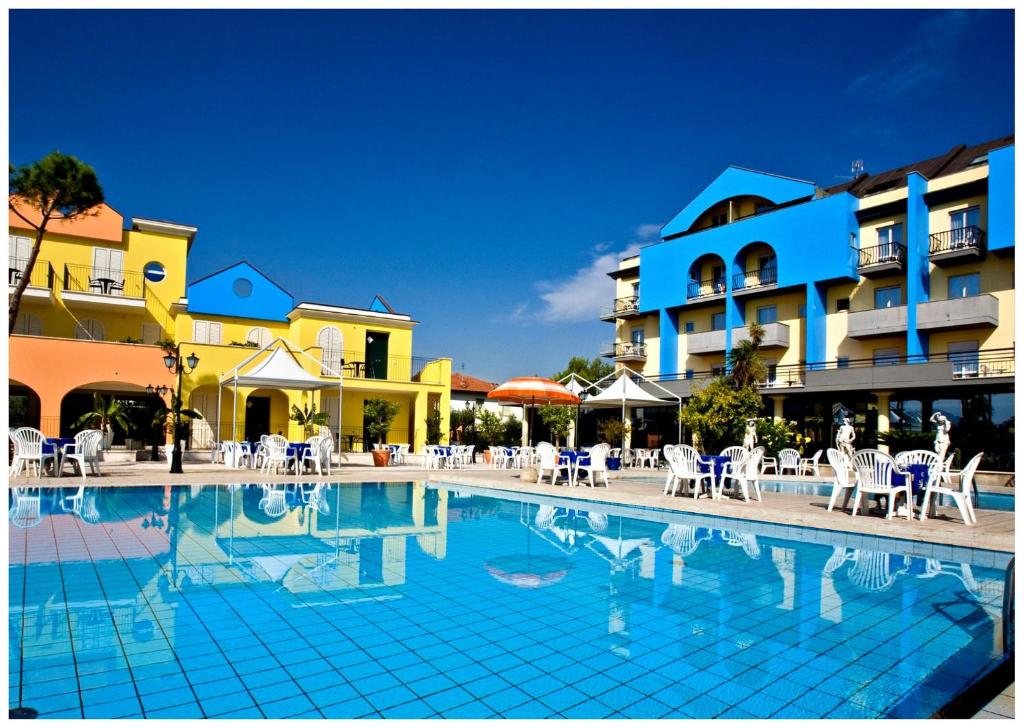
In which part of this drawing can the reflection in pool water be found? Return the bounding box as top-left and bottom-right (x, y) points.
(8, 482), (1011, 718)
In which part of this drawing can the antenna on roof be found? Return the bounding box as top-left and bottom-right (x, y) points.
(851, 159), (864, 177)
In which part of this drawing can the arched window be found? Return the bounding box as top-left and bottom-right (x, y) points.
(318, 326), (342, 375)
(247, 326), (271, 348)
(75, 319), (105, 341)
(13, 312), (42, 336)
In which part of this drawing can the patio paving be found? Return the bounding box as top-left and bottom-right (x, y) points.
(9, 455), (1014, 552)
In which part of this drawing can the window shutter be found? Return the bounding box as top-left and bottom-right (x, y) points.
(209, 322), (222, 344)
(142, 323), (161, 344)
(194, 320), (207, 343)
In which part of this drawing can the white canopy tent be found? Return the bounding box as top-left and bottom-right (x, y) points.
(586, 370), (683, 449)
(217, 337), (343, 444)
(558, 373), (596, 448)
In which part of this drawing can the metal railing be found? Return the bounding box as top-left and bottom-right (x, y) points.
(8, 258), (54, 289)
(63, 263), (145, 298)
(732, 264), (777, 291)
(648, 347), (1015, 384)
(857, 242), (906, 268)
(611, 296), (640, 315)
(1004, 557), (1014, 657)
(602, 341), (647, 359)
(929, 226), (986, 256)
(314, 350), (445, 384)
(687, 277), (726, 299)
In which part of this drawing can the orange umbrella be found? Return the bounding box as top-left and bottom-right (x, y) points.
(488, 377), (581, 446)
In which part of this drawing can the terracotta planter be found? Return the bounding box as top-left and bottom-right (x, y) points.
(371, 449), (391, 467)
(483, 450), (492, 464)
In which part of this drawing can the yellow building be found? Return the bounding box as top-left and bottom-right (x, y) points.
(9, 201), (450, 452)
(601, 136), (1015, 468)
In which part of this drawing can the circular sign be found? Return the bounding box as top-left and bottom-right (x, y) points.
(143, 261), (166, 283)
(233, 278), (253, 298)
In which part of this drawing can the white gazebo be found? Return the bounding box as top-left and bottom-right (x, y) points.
(217, 337), (343, 444)
(586, 370), (683, 449)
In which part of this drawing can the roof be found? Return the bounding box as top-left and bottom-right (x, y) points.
(451, 373), (498, 394)
(821, 134), (1014, 199)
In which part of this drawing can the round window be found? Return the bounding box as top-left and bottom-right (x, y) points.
(143, 261), (166, 283)
(233, 278), (253, 298)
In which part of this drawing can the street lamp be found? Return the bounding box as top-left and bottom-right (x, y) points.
(161, 343), (199, 474)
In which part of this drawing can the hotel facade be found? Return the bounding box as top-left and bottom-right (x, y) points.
(9, 201), (451, 452)
(602, 136), (1015, 468)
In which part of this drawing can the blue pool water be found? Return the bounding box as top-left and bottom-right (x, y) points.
(9, 483), (1012, 719)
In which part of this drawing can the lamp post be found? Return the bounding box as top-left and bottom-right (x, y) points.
(159, 344), (199, 474)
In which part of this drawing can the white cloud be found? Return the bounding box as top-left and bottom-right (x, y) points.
(515, 223), (660, 324)
(845, 11), (973, 100)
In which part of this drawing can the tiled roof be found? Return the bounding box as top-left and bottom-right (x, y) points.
(451, 373), (498, 393)
(822, 135), (1014, 198)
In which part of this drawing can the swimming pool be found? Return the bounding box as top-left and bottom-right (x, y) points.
(9, 482), (1012, 718)
(752, 480), (1016, 512)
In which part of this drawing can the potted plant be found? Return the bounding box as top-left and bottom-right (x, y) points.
(290, 402), (330, 439)
(364, 398), (400, 467)
(73, 393), (131, 449)
(151, 394), (203, 461)
(477, 410), (504, 464)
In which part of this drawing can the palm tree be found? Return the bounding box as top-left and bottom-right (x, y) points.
(73, 393), (132, 446)
(152, 394), (203, 460)
(728, 323), (768, 388)
(290, 402), (330, 438)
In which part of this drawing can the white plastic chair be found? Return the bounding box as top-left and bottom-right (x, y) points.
(261, 437), (289, 474)
(536, 442), (569, 486)
(778, 448), (801, 475)
(258, 485), (287, 517)
(10, 487), (43, 528)
(825, 447), (855, 512)
(919, 452), (981, 525)
(11, 428), (54, 477)
(799, 449), (824, 476)
(60, 429), (104, 479)
(575, 444), (610, 488)
(664, 445), (715, 498)
(660, 523), (707, 557)
(851, 449), (912, 520)
(940, 453), (955, 486)
(718, 447), (763, 502)
(301, 436), (326, 475)
(847, 550), (901, 593)
(720, 446), (747, 462)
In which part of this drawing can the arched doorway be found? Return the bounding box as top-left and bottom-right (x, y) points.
(245, 389), (290, 442)
(9, 380), (41, 430)
(687, 253), (728, 300)
(60, 381), (162, 449)
(732, 242), (778, 292)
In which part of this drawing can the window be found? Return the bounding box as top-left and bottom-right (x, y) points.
(876, 223), (903, 259)
(232, 278), (253, 298)
(13, 312), (42, 336)
(949, 206), (980, 230)
(711, 312), (726, 331)
(837, 356), (850, 369)
(684, 369), (694, 380)
(755, 201), (772, 214)
(757, 255), (776, 284)
(836, 298), (850, 312)
(756, 305), (777, 325)
(711, 212), (727, 227)
(711, 265), (725, 293)
(92, 247), (125, 279)
(247, 326), (272, 348)
(798, 303), (807, 318)
(9, 235), (31, 272)
(711, 363), (726, 377)
(630, 327), (645, 344)
(764, 359), (777, 385)
(949, 341), (979, 378)
(75, 319), (105, 341)
(192, 320), (222, 345)
(684, 321), (695, 333)
(873, 348), (900, 366)
(141, 323), (161, 344)
(631, 282), (639, 297)
(318, 326), (343, 375)
(948, 273), (981, 299)
(873, 286), (902, 309)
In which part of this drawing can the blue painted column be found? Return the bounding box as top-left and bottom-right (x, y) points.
(987, 144), (1015, 252)
(905, 172), (930, 361)
(659, 308), (678, 377)
(805, 281), (827, 368)
(724, 286), (742, 372)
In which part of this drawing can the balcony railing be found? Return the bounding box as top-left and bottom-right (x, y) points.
(929, 226), (986, 257)
(599, 296), (641, 320)
(687, 277), (726, 299)
(732, 264), (777, 291)
(857, 242), (906, 268)
(63, 263), (145, 298)
(317, 349), (446, 384)
(602, 341), (647, 359)
(8, 258), (54, 289)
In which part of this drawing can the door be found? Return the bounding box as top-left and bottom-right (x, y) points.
(245, 396), (271, 442)
(366, 332), (389, 380)
(92, 247), (125, 294)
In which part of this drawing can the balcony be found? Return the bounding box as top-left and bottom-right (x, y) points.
(599, 295), (641, 321)
(846, 304), (907, 339)
(857, 243), (906, 278)
(61, 263), (146, 311)
(686, 277), (727, 302)
(687, 329), (726, 355)
(601, 341), (647, 362)
(8, 259), (55, 303)
(731, 264), (777, 295)
(929, 226), (985, 266)
(736, 321), (790, 348)
(917, 294), (999, 332)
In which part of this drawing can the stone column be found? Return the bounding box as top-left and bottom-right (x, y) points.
(770, 395), (786, 422)
(876, 391), (893, 452)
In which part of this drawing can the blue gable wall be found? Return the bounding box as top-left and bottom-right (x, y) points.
(987, 144), (1015, 252)
(187, 261), (294, 322)
(660, 167), (818, 239)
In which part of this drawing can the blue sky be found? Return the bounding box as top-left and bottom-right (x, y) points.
(10, 9), (1014, 381)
